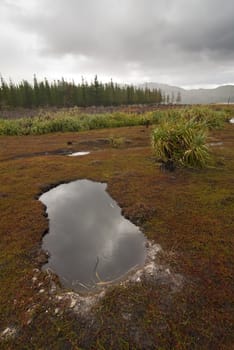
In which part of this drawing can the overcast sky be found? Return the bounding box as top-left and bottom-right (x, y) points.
(1, 0), (234, 88)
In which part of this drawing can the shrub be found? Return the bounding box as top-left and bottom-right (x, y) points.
(0, 106), (229, 136)
(108, 136), (125, 148)
(181, 107), (228, 129)
(152, 118), (210, 168)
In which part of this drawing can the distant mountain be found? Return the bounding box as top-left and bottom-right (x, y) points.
(140, 82), (234, 104)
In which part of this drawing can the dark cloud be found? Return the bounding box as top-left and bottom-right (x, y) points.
(0, 0), (234, 87)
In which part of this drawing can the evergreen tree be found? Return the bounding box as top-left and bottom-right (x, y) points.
(166, 94), (170, 104)
(0, 75), (163, 109)
(171, 92), (175, 104)
(176, 91), (182, 104)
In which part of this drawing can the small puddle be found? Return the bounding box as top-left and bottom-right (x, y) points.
(68, 151), (90, 157)
(39, 180), (146, 292)
(208, 142), (223, 147)
(230, 118), (234, 124)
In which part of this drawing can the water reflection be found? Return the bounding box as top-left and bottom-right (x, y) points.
(68, 151), (90, 157)
(40, 180), (146, 292)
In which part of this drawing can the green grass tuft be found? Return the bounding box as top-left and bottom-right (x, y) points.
(152, 117), (211, 168)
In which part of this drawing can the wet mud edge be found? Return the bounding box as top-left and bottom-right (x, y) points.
(33, 178), (184, 316)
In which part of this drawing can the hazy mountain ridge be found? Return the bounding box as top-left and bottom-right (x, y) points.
(141, 82), (234, 104)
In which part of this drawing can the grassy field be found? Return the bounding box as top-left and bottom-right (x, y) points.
(0, 106), (233, 349)
(0, 106), (229, 135)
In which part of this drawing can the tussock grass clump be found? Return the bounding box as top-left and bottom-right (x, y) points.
(181, 106), (228, 130)
(108, 135), (125, 148)
(0, 112), (147, 135)
(152, 118), (211, 168)
(151, 106), (230, 169)
(0, 106), (230, 136)
(149, 106), (229, 130)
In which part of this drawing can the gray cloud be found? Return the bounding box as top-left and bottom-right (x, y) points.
(0, 0), (234, 87)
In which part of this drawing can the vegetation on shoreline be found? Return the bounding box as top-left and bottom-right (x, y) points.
(0, 106), (229, 136)
(0, 111), (148, 135)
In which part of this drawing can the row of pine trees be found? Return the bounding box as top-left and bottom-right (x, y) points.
(0, 75), (165, 109)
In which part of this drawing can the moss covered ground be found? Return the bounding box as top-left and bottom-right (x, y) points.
(0, 119), (233, 349)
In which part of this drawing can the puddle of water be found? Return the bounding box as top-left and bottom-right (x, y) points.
(68, 151), (90, 157)
(208, 142), (223, 147)
(39, 180), (146, 292)
(230, 118), (234, 124)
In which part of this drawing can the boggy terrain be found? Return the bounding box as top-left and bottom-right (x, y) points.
(0, 122), (233, 349)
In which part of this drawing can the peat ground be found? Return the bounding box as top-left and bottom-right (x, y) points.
(0, 123), (233, 349)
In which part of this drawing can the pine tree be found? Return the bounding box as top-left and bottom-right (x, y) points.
(176, 91), (182, 104)
(0, 76), (164, 109)
(166, 94), (170, 104)
(171, 92), (175, 104)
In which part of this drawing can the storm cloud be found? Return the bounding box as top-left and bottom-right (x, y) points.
(1, 0), (234, 87)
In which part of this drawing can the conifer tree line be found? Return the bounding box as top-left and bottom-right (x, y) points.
(0, 75), (164, 109)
